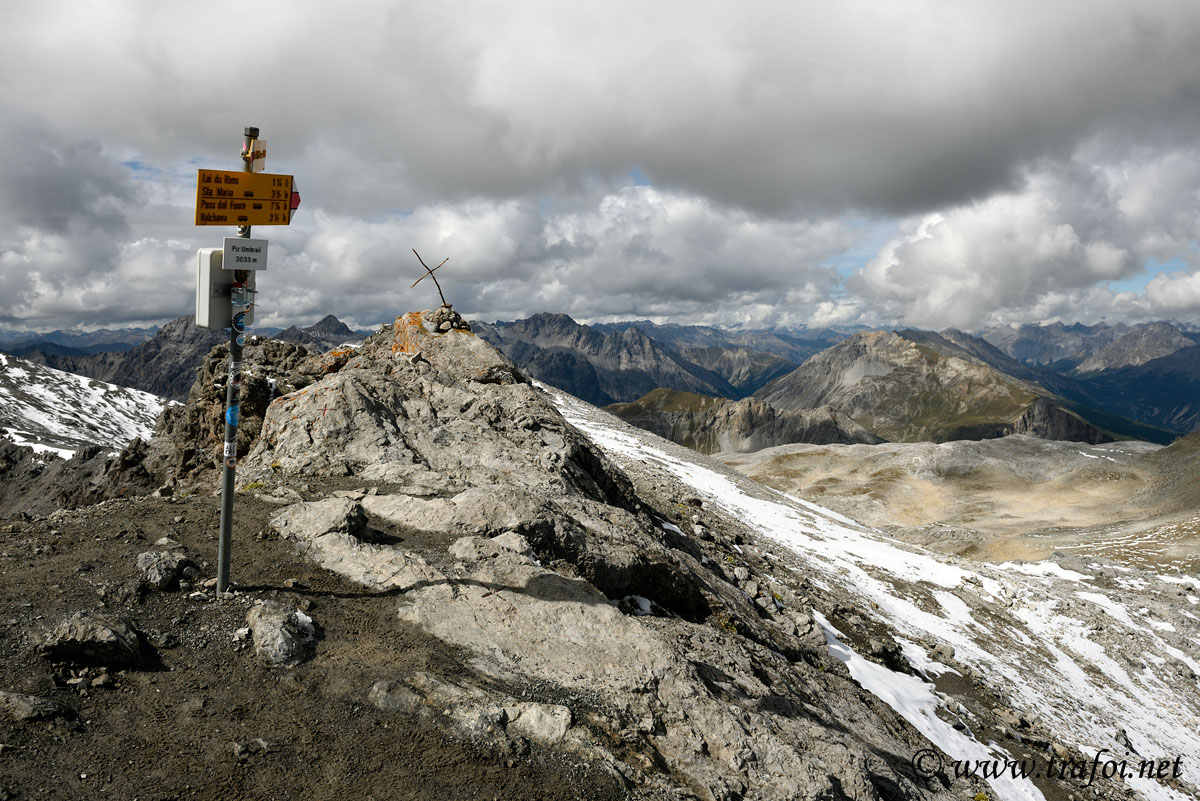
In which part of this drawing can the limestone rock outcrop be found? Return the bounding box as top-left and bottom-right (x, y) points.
(241, 309), (972, 800)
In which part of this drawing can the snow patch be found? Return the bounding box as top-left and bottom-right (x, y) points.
(1075, 591), (1138, 629)
(0, 354), (166, 453)
(2, 427), (76, 459)
(897, 637), (960, 677)
(999, 561), (1091, 581)
(547, 387), (1200, 801)
(815, 610), (1045, 801)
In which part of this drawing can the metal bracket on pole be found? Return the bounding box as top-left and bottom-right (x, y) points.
(216, 125), (259, 595)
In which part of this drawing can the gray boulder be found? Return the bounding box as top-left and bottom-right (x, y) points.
(0, 690), (74, 722)
(38, 612), (144, 668)
(245, 601), (316, 667)
(271, 498), (438, 591)
(366, 672), (568, 751)
(503, 702), (572, 746)
(136, 550), (198, 590)
(448, 532), (535, 563)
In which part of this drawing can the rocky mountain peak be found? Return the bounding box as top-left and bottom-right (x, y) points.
(752, 328), (1128, 443)
(276, 314), (363, 351)
(306, 314), (355, 337)
(200, 309), (973, 796)
(523, 311), (579, 327)
(511, 311), (583, 335)
(1072, 321), (1196, 374)
(614, 324), (654, 343)
(105, 316), (228, 402)
(508, 312), (600, 348)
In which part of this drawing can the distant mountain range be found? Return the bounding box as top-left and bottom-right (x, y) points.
(476, 314), (1197, 450)
(473, 313), (741, 405)
(0, 325), (159, 355)
(605, 388), (882, 454)
(4, 311), (1197, 457)
(981, 320), (1200, 371)
(472, 313), (864, 404)
(274, 314), (366, 352)
(592, 319), (856, 364)
(5, 314), (367, 403)
(982, 321), (1200, 434)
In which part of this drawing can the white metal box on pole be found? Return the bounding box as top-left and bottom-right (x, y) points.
(195, 248), (257, 329)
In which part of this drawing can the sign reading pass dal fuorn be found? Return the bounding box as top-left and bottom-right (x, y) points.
(195, 169), (294, 226)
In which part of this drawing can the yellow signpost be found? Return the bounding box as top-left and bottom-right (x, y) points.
(191, 126), (303, 594)
(194, 170), (295, 225)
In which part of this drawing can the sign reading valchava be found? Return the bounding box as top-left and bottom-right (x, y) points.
(195, 170), (293, 225)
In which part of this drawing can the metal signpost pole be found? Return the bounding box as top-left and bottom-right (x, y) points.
(195, 128), (294, 592)
(216, 125), (259, 594)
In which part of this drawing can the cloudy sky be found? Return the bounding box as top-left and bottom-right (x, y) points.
(3, 1), (1200, 332)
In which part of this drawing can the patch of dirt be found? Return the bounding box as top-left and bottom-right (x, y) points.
(0, 493), (627, 800)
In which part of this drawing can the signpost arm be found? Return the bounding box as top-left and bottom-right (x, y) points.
(216, 125), (259, 594)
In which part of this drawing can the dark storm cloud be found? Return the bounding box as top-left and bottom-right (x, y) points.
(0, 128), (131, 235)
(1, 1), (1199, 329)
(0, 124), (136, 319)
(8, 1), (1200, 216)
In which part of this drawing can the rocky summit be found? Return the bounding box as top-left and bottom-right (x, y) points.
(233, 310), (957, 799)
(1, 309), (1196, 801)
(0, 310), (972, 800)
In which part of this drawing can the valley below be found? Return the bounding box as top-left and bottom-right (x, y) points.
(717, 435), (1200, 572)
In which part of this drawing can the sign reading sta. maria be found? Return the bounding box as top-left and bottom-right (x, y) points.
(195, 170), (294, 226)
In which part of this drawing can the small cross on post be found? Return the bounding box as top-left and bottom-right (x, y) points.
(410, 249), (450, 308)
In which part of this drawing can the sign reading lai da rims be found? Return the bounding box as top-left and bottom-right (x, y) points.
(195, 169), (296, 226)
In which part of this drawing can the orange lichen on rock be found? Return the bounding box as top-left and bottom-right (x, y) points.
(320, 348), (356, 375)
(391, 312), (427, 355)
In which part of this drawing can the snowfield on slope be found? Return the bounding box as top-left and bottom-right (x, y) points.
(0, 352), (168, 456)
(547, 386), (1200, 801)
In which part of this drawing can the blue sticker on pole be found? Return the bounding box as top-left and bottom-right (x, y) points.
(226, 406), (240, 426)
